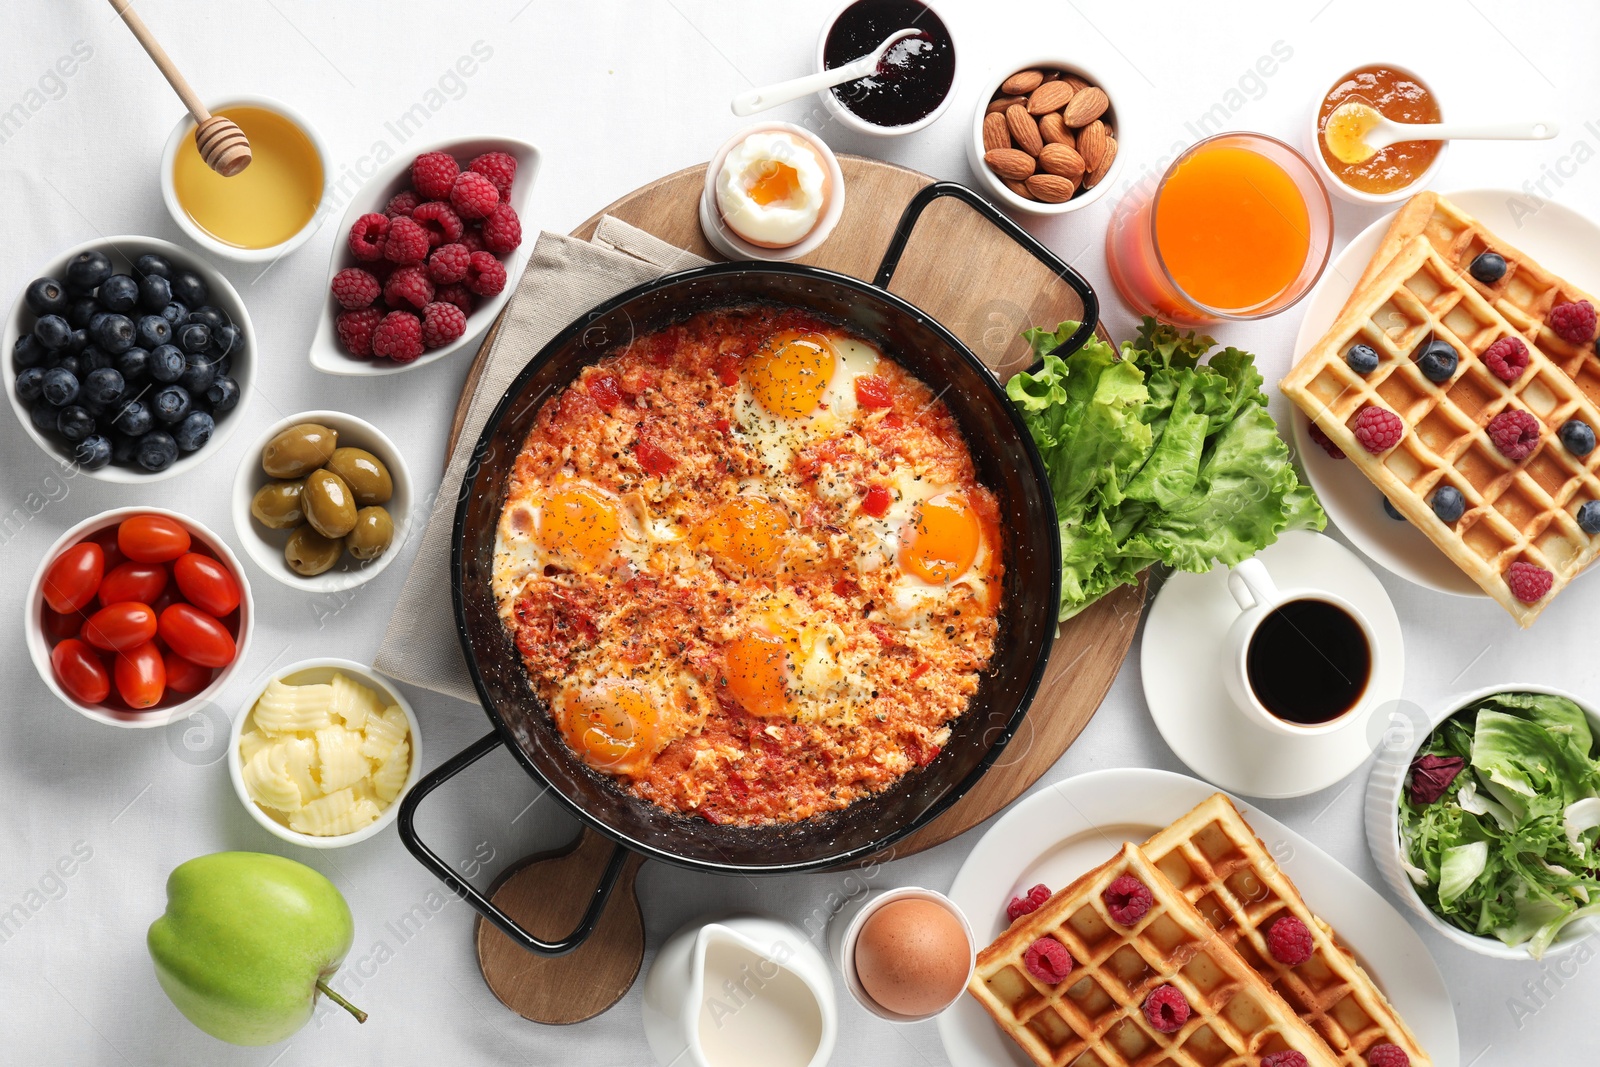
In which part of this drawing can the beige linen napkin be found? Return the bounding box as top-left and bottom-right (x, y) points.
(375, 217), (709, 704)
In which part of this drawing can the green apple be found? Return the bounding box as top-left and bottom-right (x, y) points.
(148, 851), (366, 1046)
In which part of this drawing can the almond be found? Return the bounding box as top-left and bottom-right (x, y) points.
(985, 94), (1025, 115)
(1084, 133), (1118, 188)
(1077, 120), (1109, 173)
(982, 112), (1011, 153)
(1062, 86), (1110, 128)
(1026, 80), (1075, 116)
(1026, 173), (1078, 203)
(984, 148), (1036, 181)
(1039, 113), (1075, 148)
(1038, 142), (1086, 182)
(1000, 69), (1044, 95)
(1064, 75), (1091, 94)
(1004, 177), (1037, 201)
(1005, 104), (1042, 156)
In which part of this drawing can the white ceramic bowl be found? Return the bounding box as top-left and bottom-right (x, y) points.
(1306, 61), (1448, 206)
(698, 122), (847, 263)
(812, 0), (959, 138)
(3, 235), (257, 483)
(228, 658), (422, 849)
(231, 409), (413, 593)
(160, 94), (331, 264)
(25, 507), (255, 729)
(307, 135), (540, 377)
(826, 886), (975, 1022)
(1365, 682), (1600, 959)
(968, 57), (1126, 217)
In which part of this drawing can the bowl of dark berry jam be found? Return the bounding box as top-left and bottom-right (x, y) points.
(815, 0), (957, 136)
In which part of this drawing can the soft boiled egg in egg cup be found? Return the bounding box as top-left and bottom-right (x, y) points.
(700, 122), (846, 262)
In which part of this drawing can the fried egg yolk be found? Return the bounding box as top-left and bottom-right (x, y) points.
(723, 629), (791, 717)
(558, 680), (659, 775)
(899, 491), (980, 584)
(694, 497), (790, 576)
(539, 484), (620, 572)
(747, 331), (836, 419)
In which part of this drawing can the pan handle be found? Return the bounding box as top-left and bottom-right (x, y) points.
(872, 181), (1101, 360)
(397, 730), (630, 957)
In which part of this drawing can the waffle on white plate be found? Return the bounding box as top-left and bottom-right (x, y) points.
(1142, 794), (1429, 1067)
(968, 841), (1341, 1067)
(1282, 235), (1600, 625)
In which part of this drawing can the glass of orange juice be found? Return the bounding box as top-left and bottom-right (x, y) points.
(1105, 133), (1333, 326)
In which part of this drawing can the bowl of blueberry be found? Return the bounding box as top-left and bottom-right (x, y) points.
(4, 236), (253, 481)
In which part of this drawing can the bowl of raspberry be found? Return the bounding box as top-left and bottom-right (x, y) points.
(308, 136), (539, 377)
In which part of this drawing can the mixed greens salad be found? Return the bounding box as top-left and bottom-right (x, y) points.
(1401, 690), (1600, 957)
(1005, 318), (1324, 619)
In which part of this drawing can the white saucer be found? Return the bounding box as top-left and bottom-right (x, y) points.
(1140, 530), (1404, 799)
(1289, 188), (1600, 596)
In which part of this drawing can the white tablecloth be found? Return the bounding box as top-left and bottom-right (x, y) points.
(2, 1), (1594, 1063)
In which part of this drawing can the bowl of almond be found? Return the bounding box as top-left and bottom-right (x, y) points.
(968, 59), (1123, 216)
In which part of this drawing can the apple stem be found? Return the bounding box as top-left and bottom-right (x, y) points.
(317, 979), (368, 1024)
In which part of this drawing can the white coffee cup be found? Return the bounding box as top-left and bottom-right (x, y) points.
(1221, 556), (1385, 737)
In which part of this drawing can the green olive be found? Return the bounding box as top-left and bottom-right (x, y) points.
(302, 469), (357, 538)
(262, 422), (339, 479)
(325, 447), (393, 507)
(250, 480), (305, 530)
(345, 506), (394, 562)
(284, 525), (342, 576)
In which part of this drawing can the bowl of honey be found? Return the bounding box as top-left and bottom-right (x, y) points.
(160, 95), (328, 263)
(1309, 63), (1446, 205)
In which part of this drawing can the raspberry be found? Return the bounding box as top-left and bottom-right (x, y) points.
(421, 301), (467, 349)
(1549, 299), (1597, 344)
(435, 283), (475, 316)
(371, 310), (423, 363)
(1366, 1044), (1410, 1067)
(1353, 406), (1404, 453)
(481, 202), (523, 255)
(411, 201), (463, 247)
(1262, 1053), (1309, 1067)
(1266, 915), (1314, 966)
(1102, 875), (1152, 926)
(330, 267), (381, 310)
(1022, 938), (1073, 984)
(1006, 883), (1052, 923)
(347, 213), (390, 262)
(449, 171), (500, 220)
(1308, 419), (1345, 460)
(427, 243), (470, 285)
(465, 251), (507, 297)
(386, 190), (421, 218)
(458, 227), (486, 254)
(469, 151), (517, 199)
(335, 307), (383, 358)
(383, 265), (435, 311)
(1481, 336), (1530, 382)
(1142, 984), (1190, 1033)
(383, 216), (430, 265)
(411, 151), (459, 201)
(1487, 408), (1541, 461)
(1506, 560), (1553, 604)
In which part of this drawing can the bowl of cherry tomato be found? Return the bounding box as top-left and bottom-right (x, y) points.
(25, 507), (253, 728)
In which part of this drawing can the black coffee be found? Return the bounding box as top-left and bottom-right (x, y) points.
(1245, 598), (1371, 725)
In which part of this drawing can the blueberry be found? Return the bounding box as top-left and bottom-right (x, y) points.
(30, 399), (60, 435)
(205, 375), (240, 413)
(94, 313), (136, 354)
(56, 405), (95, 441)
(15, 366), (45, 404)
(33, 314), (72, 350)
(1431, 485), (1467, 523)
(115, 346), (149, 381)
(67, 296), (98, 329)
(72, 434), (111, 470)
(25, 277), (67, 316)
(88, 311), (111, 335)
(1345, 343), (1380, 375)
(98, 274), (140, 313)
(62, 328), (90, 356)
(77, 346), (113, 374)
(1579, 501), (1600, 535)
(82, 396), (112, 420)
(188, 306), (226, 332)
(48, 353), (81, 378)
(135, 253), (171, 279)
(113, 399), (152, 436)
(65, 250), (113, 291)
(173, 411), (214, 453)
(160, 300), (189, 327)
(13, 334), (48, 369)
(136, 430), (179, 472)
(1559, 419), (1596, 456)
(177, 322), (210, 354)
(135, 314), (171, 350)
(82, 367), (125, 406)
(41, 367), (78, 406)
(1382, 496), (1407, 522)
(1469, 251), (1507, 285)
(111, 431), (142, 466)
(137, 273), (171, 312)
(178, 353), (217, 394)
(169, 271), (207, 308)
(208, 322), (242, 358)
(151, 384), (191, 424)
(148, 344), (185, 383)
(211, 355), (231, 379)
(1416, 339), (1459, 383)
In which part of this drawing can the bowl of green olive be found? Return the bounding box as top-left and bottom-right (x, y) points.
(231, 409), (412, 591)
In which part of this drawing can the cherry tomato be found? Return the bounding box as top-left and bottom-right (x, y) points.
(118, 514), (191, 563)
(42, 608), (82, 642)
(162, 649), (214, 695)
(41, 542), (103, 614)
(158, 604), (236, 668)
(861, 484), (892, 518)
(97, 561), (169, 607)
(83, 602), (158, 652)
(854, 374), (895, 409)
(114, 641), (165, 709)
(88, 527), (128, 573)
(173, 553), (240, 616)
(51, 638), (110, 704)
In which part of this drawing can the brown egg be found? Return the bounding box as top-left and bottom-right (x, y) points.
(853, 898), (972, 1017)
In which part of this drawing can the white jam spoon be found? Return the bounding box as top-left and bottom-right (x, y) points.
(1324, 99), (1558, 165)
(730, 28), (923, 117)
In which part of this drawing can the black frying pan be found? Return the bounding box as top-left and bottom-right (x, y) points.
(399, 183), (1095, 955)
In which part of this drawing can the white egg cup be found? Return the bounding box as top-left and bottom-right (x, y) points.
(699, 122), (846, 263)
(826, 885), (975, 1023)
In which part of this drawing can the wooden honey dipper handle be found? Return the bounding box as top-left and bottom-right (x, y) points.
(107, 0), (251, 176)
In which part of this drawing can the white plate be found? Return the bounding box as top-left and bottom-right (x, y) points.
(1141, 531), (1404, 799)
(1289, 188), (1600, 596)
(936, 767), (1458, 1067)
